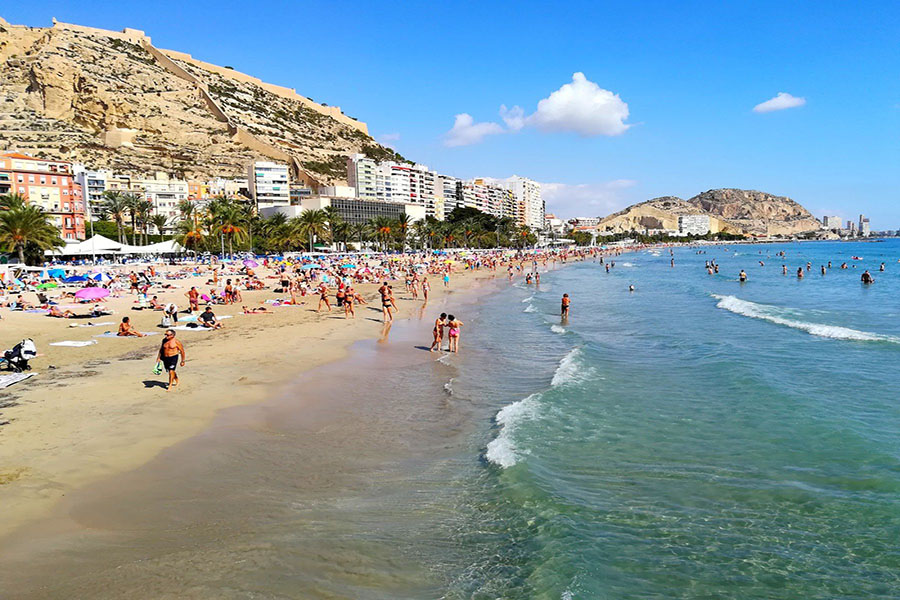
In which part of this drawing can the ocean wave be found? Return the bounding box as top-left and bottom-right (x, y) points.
(443, 378), (454, 395)
(485, 393), (540, 468)
(521, 294), (535, 303)
(552, 347), (592, 386)
(620, 262), (635, 267)
(551, 324), (566, 334)
(713, 295), (900, 342)
(524, 303), (537, 313)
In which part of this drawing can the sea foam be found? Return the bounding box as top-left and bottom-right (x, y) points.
(522, 294), (535, 303)
(713, 295), (900, 342)
(552, 347), (589, 386)
(551, 324), (566, 334)
(485, 393), (540, 468)
(524, 303), (537, 313)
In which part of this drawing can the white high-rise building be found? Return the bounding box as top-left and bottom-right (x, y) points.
(410, 164), (436, 216)
(678, 214), (711, 236)
(73, 166), (112, 211)
(389, 163), (412, 204)
(346, 154), (378, 200)
(823, 215), (841, 229)
(137, 172), (189, 223)
(859, 214), (870, 237)
(501, 175), (543, 230)
(249, 161), (290, 210)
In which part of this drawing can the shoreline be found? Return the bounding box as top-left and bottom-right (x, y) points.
(0, 261), (512, 543)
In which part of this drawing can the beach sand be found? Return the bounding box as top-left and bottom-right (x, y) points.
(0, 263), (507, 542)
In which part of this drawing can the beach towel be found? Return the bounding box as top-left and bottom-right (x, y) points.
(170, 325), (212, 332)
(49, 340), (98, 347)
(0, 372), (35, 388)
(93, 332), (160, 338)
(177, 315), (198, 322)
(68, 321), (115, 328)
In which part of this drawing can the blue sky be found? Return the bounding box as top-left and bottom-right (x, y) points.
(5, 1), (899, 224)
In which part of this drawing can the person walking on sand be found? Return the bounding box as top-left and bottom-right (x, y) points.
(430, 312), (447, 352)
(447, 315), (463, 353)
(380, 283), (394, 323)
(561, 293), (571, 319)
(157, 329), (186, 392)
(422, 277), (430, 302)
(343, 286), (356, 318)
(317, 282), (331, 312)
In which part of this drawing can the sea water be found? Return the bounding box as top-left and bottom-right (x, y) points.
(448, 240), (900, 598)
(4, 241), (900, 599)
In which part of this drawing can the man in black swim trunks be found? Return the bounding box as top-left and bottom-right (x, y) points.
(157, 329), (186, 392)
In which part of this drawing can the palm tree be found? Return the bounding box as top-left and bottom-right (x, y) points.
(0, 202), (64, 264)
(370, 216), (394, 252)
(176, 217), (207, 253)
(350, 222), (368, 251)
(150, 214), (169, 238)
(136, 201), (154, 245)
(0, 193), (28, 210)
(121, 192), (143, 245)
(209, 201), (249, 256)
(99, 190), (129, 243)
(395, 214), (412, 249)
(294, 209), (330, 251)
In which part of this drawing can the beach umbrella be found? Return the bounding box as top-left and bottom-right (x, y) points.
(243, 259), (259, 268)
(36, 282), (58, 290)
(63, 275), (88, 283)
(75, 287), (110, 300)
(301, 263), (320, 270)
(89, 272), (112, 282)
(342, 264), (357, 269)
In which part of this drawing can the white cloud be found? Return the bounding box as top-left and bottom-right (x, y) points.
(443, 113), (505, 147)
(443, 73), (631, 146)
(499, 104), (526, 131)
(541, 179), (638, 218)
(753, 92), (806, 113)
(527, 73), (631, 136)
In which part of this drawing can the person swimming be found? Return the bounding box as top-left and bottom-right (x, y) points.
(739, 270), (747, 282)
(861, 270), (875, 284)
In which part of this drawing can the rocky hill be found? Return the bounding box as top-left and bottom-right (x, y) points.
(0, 17), (403, 185)
(687, 189), (821, 236)
(597, 189), (821, 237)
(597, 196), (743, 234)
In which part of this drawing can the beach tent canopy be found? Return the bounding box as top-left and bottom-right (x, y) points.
(46, 235), (184, 256)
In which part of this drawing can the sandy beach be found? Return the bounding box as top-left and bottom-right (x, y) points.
(0, 258), (513, 542)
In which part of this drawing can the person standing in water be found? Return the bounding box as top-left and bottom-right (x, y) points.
(430, 313), (447, 352)
(447, 315), (463, 353)
(561, 293), (571, 319)
(739, 270), (747, 282)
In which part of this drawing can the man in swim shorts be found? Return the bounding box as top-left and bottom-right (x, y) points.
(157, 329), (186, 392)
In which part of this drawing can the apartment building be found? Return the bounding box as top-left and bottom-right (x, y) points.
(678, 214), (711, 236)
(248, 161), (290, 210)
(0, 153), (86, 240)
(346, 154), (378, 200)
(501, 175), (544, 230)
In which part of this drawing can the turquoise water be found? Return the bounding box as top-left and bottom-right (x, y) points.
(4, 241), (900, 599)
(445, 240), (900, 598)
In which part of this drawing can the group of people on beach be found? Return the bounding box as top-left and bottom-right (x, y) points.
(430, 313), (463, 353)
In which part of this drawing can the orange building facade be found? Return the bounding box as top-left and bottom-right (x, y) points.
(0, 153), (86, 240)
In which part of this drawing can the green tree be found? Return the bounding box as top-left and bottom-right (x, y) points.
(293, 209), (330, 251)
(0, 198), (64, 264)
(99, 190), (129, 243)
(150, 214), (169, 238)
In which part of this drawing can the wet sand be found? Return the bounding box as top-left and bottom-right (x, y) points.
(0, 276), (501, 599)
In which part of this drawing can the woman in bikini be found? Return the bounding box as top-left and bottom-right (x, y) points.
(317, 282), (331, 312)
(430, 312), (447, 352)
(447, 314), (463, 353)
(343, 286), (355, 318)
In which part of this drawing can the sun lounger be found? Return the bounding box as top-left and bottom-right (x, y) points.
(68, 321), (115, 328)
(49, 340), (99, 347)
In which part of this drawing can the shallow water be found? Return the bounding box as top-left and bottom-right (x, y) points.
(4, 242), (900, 599)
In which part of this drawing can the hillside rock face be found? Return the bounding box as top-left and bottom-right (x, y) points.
(598, 196), (742, 234)
(0, 18), (401, 183)
(688, 189), (821, 236)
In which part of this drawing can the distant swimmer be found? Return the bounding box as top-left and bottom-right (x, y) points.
(739, 270), (747, 282)
(671, 258), (675, 268)
(841, 262), (848, 269)
(827, 261), (832, 269)
(861, 270), (875, 284)
(782, 264), (787, 275)
(759, 261), (765, 267)
(561, 293), (571, 318)
(821, 265), (827, 275)
(797, 267), (804, 278)
(629, 285), (635, 292)
(880, 262), (886, 272)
